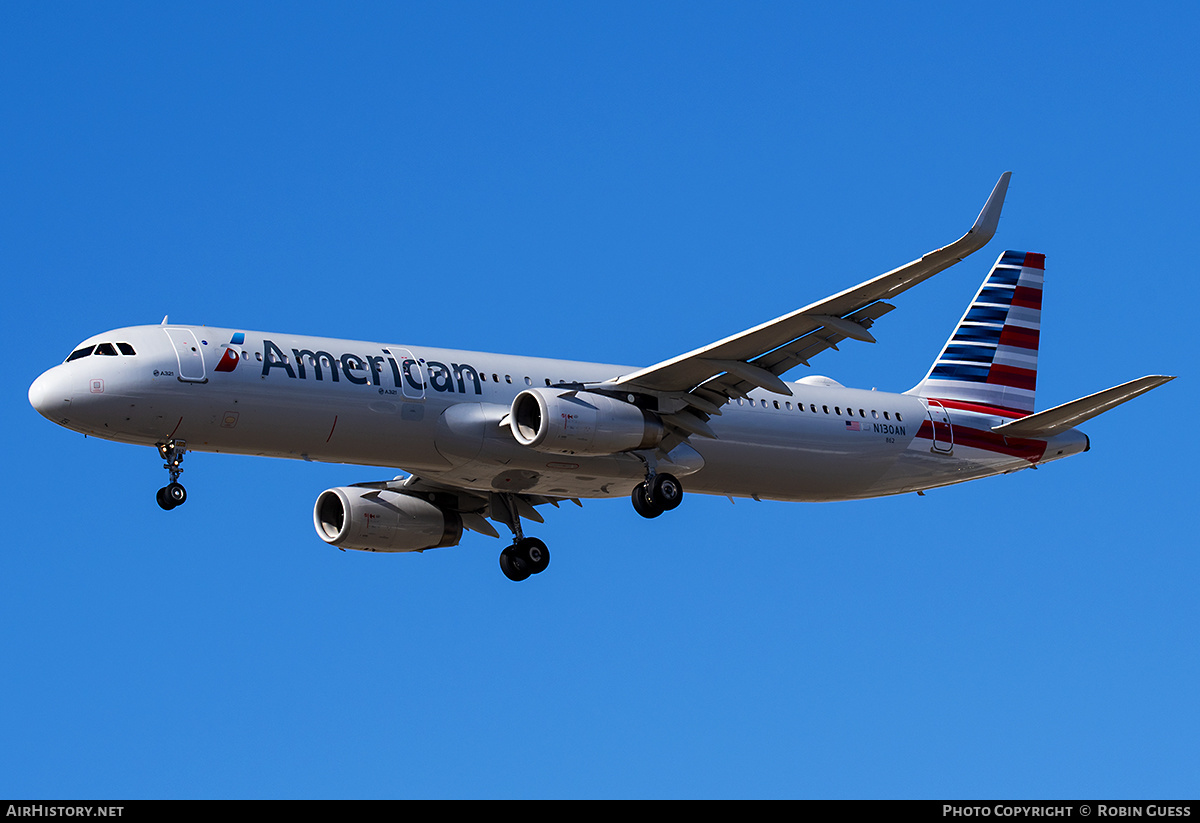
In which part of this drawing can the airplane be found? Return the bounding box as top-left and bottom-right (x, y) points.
(28, 172), (1175, 581)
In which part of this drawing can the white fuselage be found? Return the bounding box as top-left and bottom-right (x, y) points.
(28, 324), (1089, 503)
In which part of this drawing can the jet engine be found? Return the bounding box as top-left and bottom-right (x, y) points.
(510, 388), (664, 455)
(313, 487), (463, 552)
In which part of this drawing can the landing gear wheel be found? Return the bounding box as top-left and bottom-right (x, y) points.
(651, 473), (683, 511)
(156, 482), (187, 510)
(515, 537), (550, 574)
(493, 494), (550, 581)
(499, 547), (532, 582)
(631, 482), (665, 519)
(156, 487), (176, 511)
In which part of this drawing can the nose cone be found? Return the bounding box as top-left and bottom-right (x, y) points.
(29, 368), (72, 421)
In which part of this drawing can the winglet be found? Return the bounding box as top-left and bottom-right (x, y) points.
(968, 171), (1011, 244)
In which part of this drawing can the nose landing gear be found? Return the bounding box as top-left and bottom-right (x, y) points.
(155, 440), (188, 510)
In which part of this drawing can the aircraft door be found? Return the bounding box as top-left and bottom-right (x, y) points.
(386, 347), (425, 401)
(925, 400), (954, 454)
(163, 328), (208, 383)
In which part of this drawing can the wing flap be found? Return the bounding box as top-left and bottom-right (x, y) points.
(695, 301), (897, 401)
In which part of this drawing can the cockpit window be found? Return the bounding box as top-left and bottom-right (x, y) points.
(65, 341), (137, 362)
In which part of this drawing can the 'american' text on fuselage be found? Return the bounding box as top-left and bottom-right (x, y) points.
(260, 339), (482, 394)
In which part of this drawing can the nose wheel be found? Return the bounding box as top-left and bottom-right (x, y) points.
(155, 440), (188, 510)
(156, 482), (187, 510)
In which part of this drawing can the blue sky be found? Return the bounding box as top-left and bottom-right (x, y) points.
(3, 3), (1197, 799)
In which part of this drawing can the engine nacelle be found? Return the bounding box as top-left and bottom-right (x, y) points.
(510, 388), (664, 455)
(313, 487), (463, 552)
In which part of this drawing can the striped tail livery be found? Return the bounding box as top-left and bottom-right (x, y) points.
(910, 250), (1045, 418)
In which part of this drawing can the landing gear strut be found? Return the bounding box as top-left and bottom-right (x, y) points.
(155, 439), (188, 511)
(631, 469), (684, 519)
(495, 494), (550, 582)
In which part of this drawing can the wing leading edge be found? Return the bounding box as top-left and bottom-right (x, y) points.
(606, 173), (1013, 416)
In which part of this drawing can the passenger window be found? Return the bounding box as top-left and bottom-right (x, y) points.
(835, 407), (841, 415)
(884, 412), (891, 420)
(872, 410), (879, 419)
(896, 413), (903, 422)
(773, 401), (780, 409)
(66, 346), (94, 362)
(524, 377), (532, 386)
(822, 405), (829, 414)
(95, 343), (118, 356)
(117, 342), (137, 356)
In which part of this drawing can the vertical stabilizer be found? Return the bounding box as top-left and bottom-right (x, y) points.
(908, 251), (1045, 416)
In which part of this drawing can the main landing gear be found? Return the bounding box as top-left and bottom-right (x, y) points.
(495, 494), (550, 582)
(155, 439), (188, 511)
(499, 537), (550, 582)
(631, 471), (683, 519)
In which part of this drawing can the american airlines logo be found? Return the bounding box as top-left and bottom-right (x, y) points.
(258, 338), (482, 395)
(216, 348), (241, 372)
(214, 332), (245, 373)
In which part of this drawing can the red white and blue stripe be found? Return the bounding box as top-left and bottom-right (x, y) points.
(911, 250), (1044, 416)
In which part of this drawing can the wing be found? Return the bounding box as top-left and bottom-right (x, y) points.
(603, 173), (1012, 424)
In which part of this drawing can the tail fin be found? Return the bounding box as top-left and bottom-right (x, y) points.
(908, 250), (1045, 416)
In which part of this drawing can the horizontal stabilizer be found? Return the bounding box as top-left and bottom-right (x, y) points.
(991, 375), (1175, 438)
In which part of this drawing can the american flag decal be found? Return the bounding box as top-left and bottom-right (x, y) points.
(845, 420), (861, 431)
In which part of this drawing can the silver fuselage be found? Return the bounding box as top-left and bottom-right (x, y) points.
(28, 324), (1089, 503)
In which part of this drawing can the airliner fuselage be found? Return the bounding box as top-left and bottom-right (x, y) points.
(28, 323), (1087, 505)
